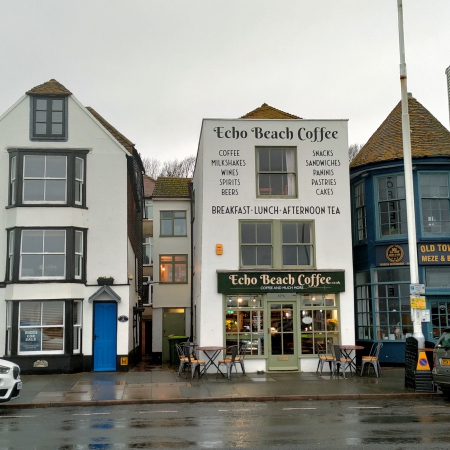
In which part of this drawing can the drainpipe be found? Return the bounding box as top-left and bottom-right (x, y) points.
(189, 181), (194, 342)
(397, 0), (424, 347)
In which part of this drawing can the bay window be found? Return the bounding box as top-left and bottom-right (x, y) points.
(7, 227), (86, 282)
(8, 150), (87, 207)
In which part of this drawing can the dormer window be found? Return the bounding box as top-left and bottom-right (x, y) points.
(30, 96), (67, 141)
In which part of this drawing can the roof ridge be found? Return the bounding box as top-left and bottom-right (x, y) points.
(26, 79), (72, 96)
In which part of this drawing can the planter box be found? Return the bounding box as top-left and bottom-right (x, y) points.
(97, 279), (114, 286)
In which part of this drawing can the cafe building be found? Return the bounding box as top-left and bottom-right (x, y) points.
(191, 104), (354, 372)
(350, 94), (450, 363)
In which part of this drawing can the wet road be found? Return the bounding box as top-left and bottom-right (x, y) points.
(1, 398), (450, 449)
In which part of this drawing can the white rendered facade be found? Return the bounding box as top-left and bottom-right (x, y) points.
(192, 118), (354, 373)
(0, 80), (143, 374)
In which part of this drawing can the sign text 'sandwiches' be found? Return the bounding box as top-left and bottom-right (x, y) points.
(217, 271), (345, 293)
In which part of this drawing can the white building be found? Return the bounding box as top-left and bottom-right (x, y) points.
(0, 79), (144, 374)
(192, 104), (354, 373)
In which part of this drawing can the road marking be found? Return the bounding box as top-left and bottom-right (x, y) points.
(139, 410), (178, 413)
(282, 408), (317, 410)
(348, 407), (383, 409)
(73, 412), (110, 416)
(0, 415), (35, 419)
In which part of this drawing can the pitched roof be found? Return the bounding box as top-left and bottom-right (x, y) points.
(350, 96), (450, 169)
(152, 177), (191, 198)
(241, 103), (301, 119)
(86, 107), (135, 153)
(26, 79), (72, 96)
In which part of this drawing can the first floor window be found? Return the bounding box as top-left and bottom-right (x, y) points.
(21, 230), (66, 279)
(377, 174), (407, 237)
(420, 172), (450, 234)
(74, 231), (83, 279)
(19, 301), (65, 355)
(160, 211), (187, 236)
(143, 237), (153, 265)
(160, 254), (188, 283)
(240, 220), (315, 268)
(354, 182), (367, 241)
(426, 267), (450, 288)
(145, 199), (153, 220)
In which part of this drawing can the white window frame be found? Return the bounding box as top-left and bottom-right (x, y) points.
(10, 155), (16, 205)
(22, 154), (67, 204)
(8, 230), (14, 281)
(143, 237), (153, 265)
(19, 230), (66, 280)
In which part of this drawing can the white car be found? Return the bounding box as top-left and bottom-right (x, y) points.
(0, 359), (21, 403)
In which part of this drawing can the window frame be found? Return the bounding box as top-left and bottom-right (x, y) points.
(8, 149), (87, 208)
(353, 181), (367, 242)
(419, 171), (450, 236)
(160, 210), (187, 237)
(376, 173), (407, 239)
(30, 96), (68, 141)
(256, 146), (297, 198)
(7, 227), (87, 283)
(239, 220), (315, 269)
(73, 300), (82, 354)
(159, 254), (188, 284)
(18, 300), (65, 355)
(143, 237), (153, 266)
(144, 199), (153, 220)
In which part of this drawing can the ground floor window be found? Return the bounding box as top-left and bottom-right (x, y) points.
(223, 293), (339, 357)
(73, 300), (82, 354)
(355, 267), (412, 341)
(225, 295), (264, 355)
(19, 301), (65, 354)
(431, 300), (450, 339)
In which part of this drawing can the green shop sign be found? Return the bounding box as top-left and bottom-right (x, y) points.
(217, 270), (345, 294)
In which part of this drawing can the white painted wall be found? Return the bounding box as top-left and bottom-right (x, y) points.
(193, 118), (354, 372)
(0, 91), (138, 362)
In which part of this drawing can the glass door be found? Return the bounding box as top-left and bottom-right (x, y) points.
(267, 301), (298, 370)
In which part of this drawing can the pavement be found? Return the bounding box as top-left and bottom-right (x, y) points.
(1, 360), (443, 409)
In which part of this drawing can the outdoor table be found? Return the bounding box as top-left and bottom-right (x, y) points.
(197, 346), (226, 377)
(340, 345), (364, 374)
(181, 342), (198, 358)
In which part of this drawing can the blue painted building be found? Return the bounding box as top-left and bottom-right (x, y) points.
(350, 94), (450, 364)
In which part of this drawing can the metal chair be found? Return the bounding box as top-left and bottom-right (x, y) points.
(217, 345), (239, 380)
(175, 343), (190, 378)
(331, 345), (352, 379)
(235, 341), (249, 375)
(360, 343), (383, 377)
(315, 342), (333, 375)
(189, 348), (207, 379)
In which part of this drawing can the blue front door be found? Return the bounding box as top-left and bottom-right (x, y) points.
(93, 302), (117, 371)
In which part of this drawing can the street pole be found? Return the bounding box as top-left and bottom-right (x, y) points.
(397, 0), (424, 347)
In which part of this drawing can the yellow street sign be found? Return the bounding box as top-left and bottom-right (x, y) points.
(410, 296), (426, 309)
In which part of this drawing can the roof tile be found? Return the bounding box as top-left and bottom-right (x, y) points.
(351, 96), (450, 169)
(241, 103), (300, 119)
(153, 177), (191, 198)
(26, 79), (72, 96)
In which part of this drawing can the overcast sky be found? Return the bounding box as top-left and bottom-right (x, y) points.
(1, 1), (450, 162)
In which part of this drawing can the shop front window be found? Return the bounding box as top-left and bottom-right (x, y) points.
(355, 271), (373, 340)
(431, 301), (450, 340)
(373, 268), (411, 340)
(299, 294), (338, 355)
(225, 295), (264, 356)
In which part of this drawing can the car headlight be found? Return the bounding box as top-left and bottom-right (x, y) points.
(0, 365), (11, 374)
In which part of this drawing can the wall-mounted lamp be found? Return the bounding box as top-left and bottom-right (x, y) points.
(128, 273), (134, 281)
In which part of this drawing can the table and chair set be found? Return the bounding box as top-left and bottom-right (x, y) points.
(175, 341), (248, 380)
(316, 342), (383, 379)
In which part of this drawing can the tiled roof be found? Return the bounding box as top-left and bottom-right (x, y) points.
(350, 96), (450, 169)
(152, 177), (191, 198)
(241, 103), (301, 119)
(26, 79), (72, 96)
(144, 175), (156, 197)
(86, 107), (135, 153)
